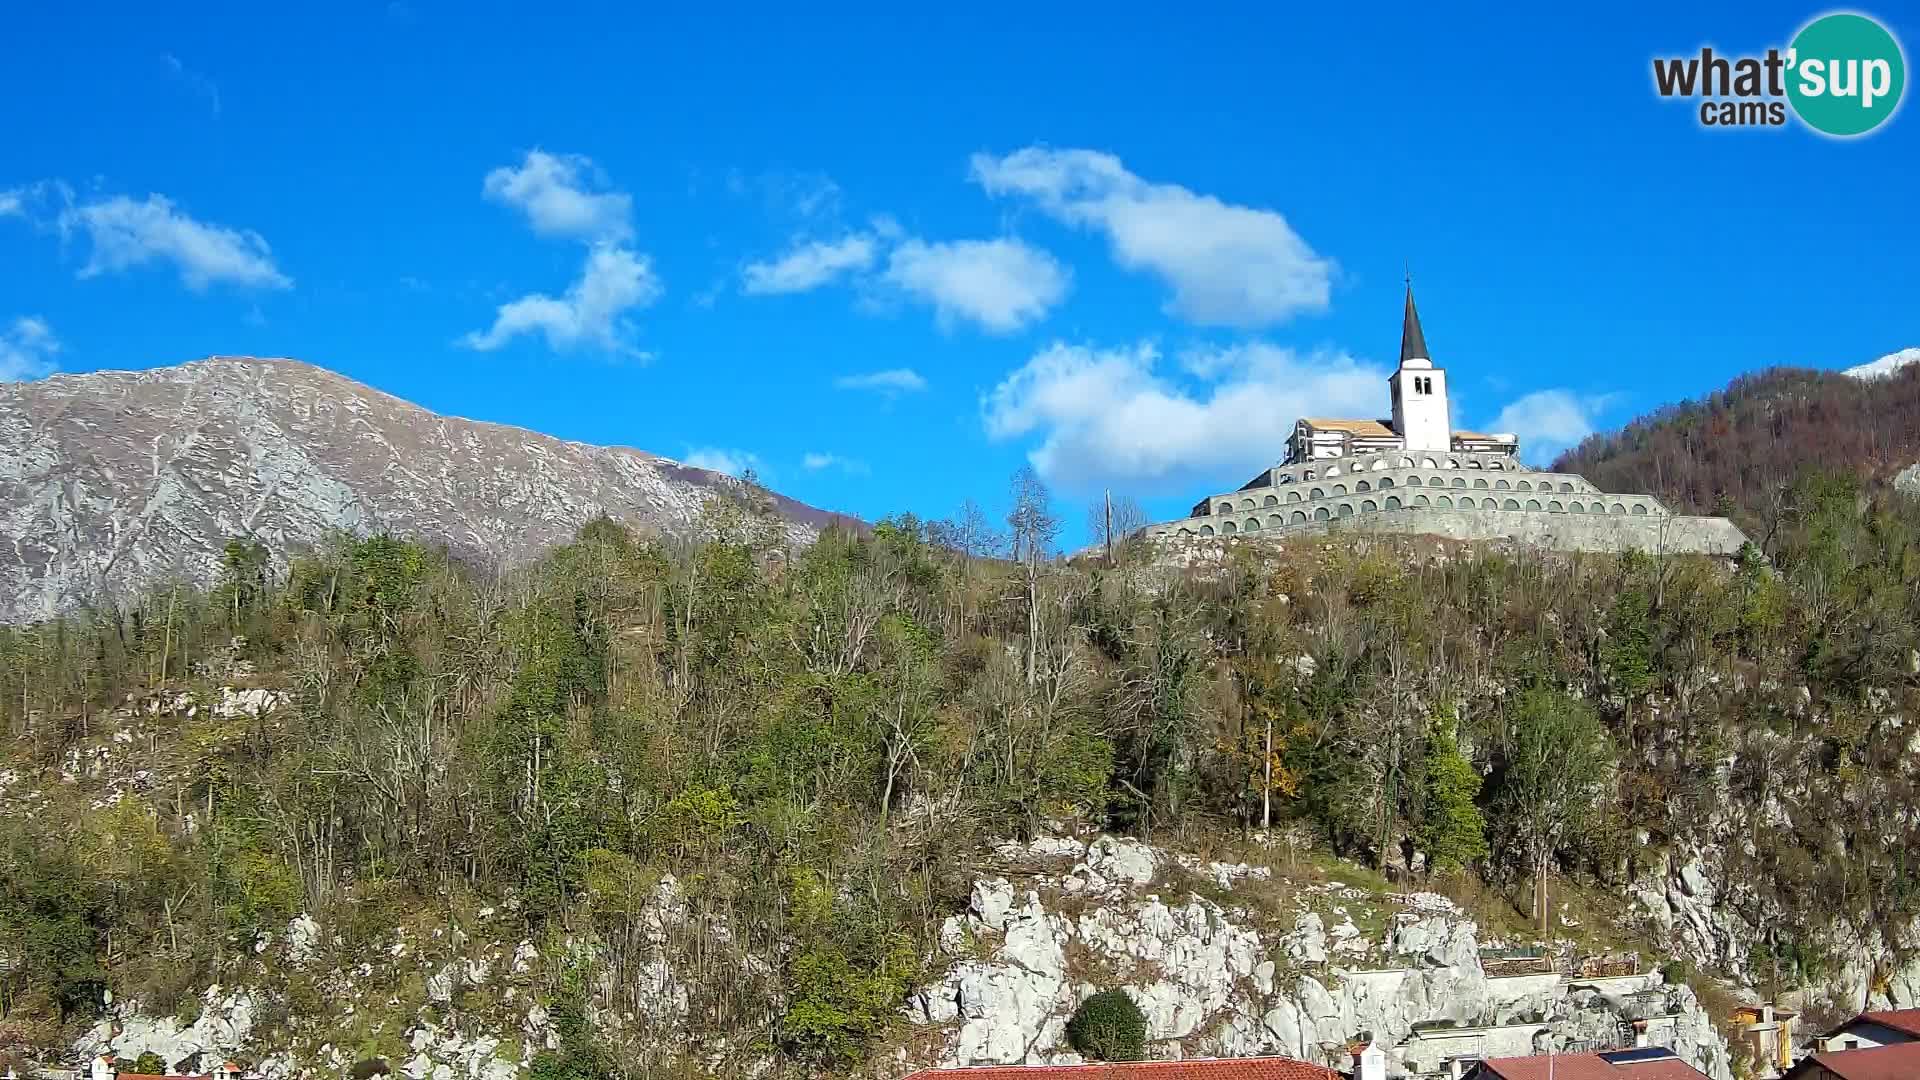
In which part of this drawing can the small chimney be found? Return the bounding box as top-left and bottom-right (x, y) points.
(1353, 1039), (1386, 1080)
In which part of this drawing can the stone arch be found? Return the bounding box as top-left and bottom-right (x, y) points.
(1473, 478), (1490, 489)
(1503, 498), (1520, 510)
(1526, 499), (1542, 510)
(1407, 475), (1422, 486)
(1517, 480), (1532, 491)
(1490, 459), (1506, 471)
(1437, 495), (1453, 508)
(1355, 480), (1371, 493)
(1421, 457), (1438, 469)
(1290, 510), (1308, 525)
(1432, 475), (1447, 487)
(1240, 498), (1256, 510)
(1268, 514), (1285, 527)
(1313, 506), (1331, 521)
(1325, 464), (1342, 477)
(1446, 458), (1461, 468)
(1379, 476), (1394, 488)
(1371, 457), (1390, 471)
(1217, 502), (1232, 515)
(1337, 503), (1354, 517)
(1200, 524), (1215, 535)
(1451, 477), (1467, 488)
(1311, 488), (1325, 500)
(1559, 482), (1574, 492)
(1222, 520), (1238, 534)
(1548, 500), (1563, 512)
(1400, 456), (1416, 468)
(1263, 494), (1278, 507)
(1287, 490), (1302, 503)
(1303, 470), (1316, 481)
(1468, 459), (1484, 470)
(1385, 496), (1402, 509)
(1569, 502), (1584, 514)
(1362, 499), (1378, 512)
(1245, 517), (1261, 531)
(1495, 479), (1511, 490)
(1631, 503), (1649, 515)
(1413, 494), (1430, 507)
(1277, 474), (1293, 485)
(1610, 502), (1627, 515)
(1332, 483), (1348, 496)
(1178, 528), (1194, 537)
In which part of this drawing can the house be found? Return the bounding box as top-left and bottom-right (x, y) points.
(1464, 1047), (1709, 1080)
(1729, 1004), (1798, 1075)
(1814, 1010), (1920, 1053)
(1781, 1041), (1920, 1079)
(899, 1056), (1343, 1080)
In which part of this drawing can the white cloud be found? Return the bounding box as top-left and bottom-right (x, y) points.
(57, 193), (291, 291)
(802, 452), (870, 475)
(983, 340), (1384, 494)
(970, 147), (1332, 327)
(833, 368), (927, 394)
(460, 244), (660, 356)
(1488, 389), (1606, 463)
(482, 150), (633, 243)
(0, 316), (61, 382)
(0, 190), (21, 218)
(741, 233), (877, 294)
(684, 447), (764, 478)
(882, 237), (1068, 333)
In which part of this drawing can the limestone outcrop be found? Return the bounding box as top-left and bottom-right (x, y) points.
(908, 835), (1734, 1080)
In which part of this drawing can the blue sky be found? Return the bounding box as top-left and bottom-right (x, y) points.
(3, 2), (1916, 547)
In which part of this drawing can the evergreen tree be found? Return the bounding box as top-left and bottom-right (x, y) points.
(1416, 714), (1488, 874)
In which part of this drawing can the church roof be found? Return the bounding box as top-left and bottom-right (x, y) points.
(1302, 417), (1398, 437)
(1401, 285), (1432, 365)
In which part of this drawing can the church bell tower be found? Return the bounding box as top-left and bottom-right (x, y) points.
(1388, 284), (1452, 453)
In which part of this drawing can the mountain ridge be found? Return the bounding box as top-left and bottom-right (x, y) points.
(0, 355), (849, 623)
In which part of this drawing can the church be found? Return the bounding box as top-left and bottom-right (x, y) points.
(1138, 287), (1752, 557)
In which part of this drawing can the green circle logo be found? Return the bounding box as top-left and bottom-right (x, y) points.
(1787, 12), (1906, 136)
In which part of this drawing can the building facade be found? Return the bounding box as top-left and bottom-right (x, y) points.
(1141, 288), (1750, 558)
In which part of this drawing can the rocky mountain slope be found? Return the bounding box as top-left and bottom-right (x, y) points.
(0, 357), (846, 623)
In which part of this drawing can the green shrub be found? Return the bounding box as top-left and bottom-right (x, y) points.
(1066, 989), (1146, 1062)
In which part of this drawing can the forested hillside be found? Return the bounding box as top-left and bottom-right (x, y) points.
(1553, 364), (1920, 546)
(1, 471), (1918, 1076)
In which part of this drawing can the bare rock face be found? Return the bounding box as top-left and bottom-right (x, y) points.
(0, 356), (847, 623)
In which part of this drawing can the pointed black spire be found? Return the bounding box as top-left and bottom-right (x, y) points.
(1399, 283), (1430, 365)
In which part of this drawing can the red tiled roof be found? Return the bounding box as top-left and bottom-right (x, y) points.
(1790, 1041), (1920, 1079)
(1857, 1009), (1920, 1039)
(1475, 1053), (1707, 1080)
(901, 1057), (1341, 1080)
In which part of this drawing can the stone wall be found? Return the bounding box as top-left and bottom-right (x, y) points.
(1145, 505), (1748, 558)
(1314, 507), (1749, 556)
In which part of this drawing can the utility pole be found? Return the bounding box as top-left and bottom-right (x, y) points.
(1104, 489), (1114, 565)
(1262, 713), (1273, 830)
